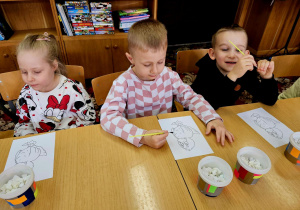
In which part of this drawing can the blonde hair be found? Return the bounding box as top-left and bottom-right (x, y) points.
(212, 25), (248, 48)
(128, 19), (168, 54)
(16, 33), (67, 76)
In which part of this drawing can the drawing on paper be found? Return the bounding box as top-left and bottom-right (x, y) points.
(15, 140), (47, 167)
(171, 121), (199, 151)
(251, 113), (283, 139)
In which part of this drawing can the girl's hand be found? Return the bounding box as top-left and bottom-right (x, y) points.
(140, 130), (169, 149)
(206, 119), (234, 146)
(257, 60), (274, 79)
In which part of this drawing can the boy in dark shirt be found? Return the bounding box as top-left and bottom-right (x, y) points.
(191, 25), (278, 109)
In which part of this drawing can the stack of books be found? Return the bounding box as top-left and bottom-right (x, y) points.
(118, 8), (150, 32)
(65, 1), (95, 35)
(90, 2), (114, 35)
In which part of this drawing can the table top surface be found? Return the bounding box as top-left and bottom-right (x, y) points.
(0, 116), (195, 210)
(1, 98), (300, 209)
(157, 97), (300, 209)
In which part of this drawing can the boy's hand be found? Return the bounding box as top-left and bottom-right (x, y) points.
(206, 119), (234, 146)
(257, 59), (274, 79)
(140, 130), (168, 149)
(227, 55), (257, 82)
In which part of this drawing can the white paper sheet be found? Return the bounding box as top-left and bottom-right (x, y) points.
(4, 132), (56, 181)
(237, 108), (293, 148)
(158, 116), (213, 160)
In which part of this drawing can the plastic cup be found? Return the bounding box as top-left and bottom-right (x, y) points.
(284, 132), (300, 165)
(234, 147), (271, 185)
(0, 165), (37, 208)
(197, 156), (233, 197)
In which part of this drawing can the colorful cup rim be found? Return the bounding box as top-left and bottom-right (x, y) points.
(237, 146), (271, 175)
(0, 165), (34, 200)
(289, 132), (300, 151)
(198, 156), (233, 187)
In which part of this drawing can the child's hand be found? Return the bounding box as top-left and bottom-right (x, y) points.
(140, 130), (169, 149)
(228, 55), (257, 82)
(257, 59), (274, 79)
(206, 119), (234, 146)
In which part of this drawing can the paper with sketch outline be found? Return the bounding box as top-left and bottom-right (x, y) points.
(158, 116), (213, 160)
(237, 108), (293, 148)
(4, 132), (55, 181)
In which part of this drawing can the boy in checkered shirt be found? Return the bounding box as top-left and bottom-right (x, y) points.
(101, 19), (234, 148)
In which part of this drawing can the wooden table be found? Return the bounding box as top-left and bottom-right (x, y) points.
(158, 98), (300, 209)
(0, 116), (195, 209)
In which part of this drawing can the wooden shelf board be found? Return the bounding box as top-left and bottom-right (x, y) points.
(1, 28), (57, 44)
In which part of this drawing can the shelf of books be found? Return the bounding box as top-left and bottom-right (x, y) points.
(55, 1), (154, 40)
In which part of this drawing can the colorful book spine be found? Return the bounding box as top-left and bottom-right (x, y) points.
(56, 3), (73, 36)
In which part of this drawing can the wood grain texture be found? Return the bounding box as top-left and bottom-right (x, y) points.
(0, 117), (195, 209)
(64, 39), (113, 78)
(158, 98), (300, 209)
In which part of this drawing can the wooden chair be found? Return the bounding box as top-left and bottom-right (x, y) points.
(271, 54), (300, 78)
(66, 65), (86, 87)
(175, 49), (209, 111)
(92, 71), (124, 106)
(176, 49), (209, 74)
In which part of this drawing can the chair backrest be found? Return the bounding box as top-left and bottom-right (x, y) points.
(271, 54), (300, 78)
(92, 71), (124, 106)
(0, 70), (25, 101)
(66, 65), (85, 87)
(176, 49), (209, 74)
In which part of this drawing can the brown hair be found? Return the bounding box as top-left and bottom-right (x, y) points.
(16, 33), (67, 76)
(212, 24), (248, 48)
(127, 19), (168, 54)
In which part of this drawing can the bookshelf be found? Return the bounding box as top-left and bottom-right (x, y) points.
(0, 0), (158, 78)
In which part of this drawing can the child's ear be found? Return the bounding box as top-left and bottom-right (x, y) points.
(125, 52), (134, 65)
(245, 50), (250, 55)
(52, 60), (58, 71)
(208, 48), (216, 60)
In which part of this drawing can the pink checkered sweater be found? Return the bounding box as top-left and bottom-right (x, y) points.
(100, 66), (221, 147)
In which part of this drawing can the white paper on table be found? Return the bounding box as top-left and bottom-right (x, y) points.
(158, 116), (213, 160)
(237, 107), (293, 148)
(4, 132), (56, 181)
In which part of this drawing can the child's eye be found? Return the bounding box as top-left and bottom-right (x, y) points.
(158, 61), (164, 64)
(34, 71), (41, 74)
(144, 64), (151, 67)
(221, 49), (228, 51)
(236, 49), (241, 53)
(21, 71), (27, 75)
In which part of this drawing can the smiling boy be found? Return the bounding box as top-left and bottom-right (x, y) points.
(191, 25), (278, 109)
(101, 19), (234, 148)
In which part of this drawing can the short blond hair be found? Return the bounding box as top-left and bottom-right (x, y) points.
(212, 24), (248, 48)
(17, 33), (67, 76)
(128, 19), (167, 54)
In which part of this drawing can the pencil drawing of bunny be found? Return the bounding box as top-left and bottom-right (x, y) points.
(171, 121), (199, 151)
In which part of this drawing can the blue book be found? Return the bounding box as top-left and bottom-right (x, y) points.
(67, 9), (89, 14)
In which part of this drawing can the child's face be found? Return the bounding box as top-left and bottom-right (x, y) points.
(126, 47), (166, 81)
(209, 31), (249, 74)
(17, 50), (58, 92)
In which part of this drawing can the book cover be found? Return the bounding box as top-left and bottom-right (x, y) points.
(56, 3), (73, 36)
(62, 5), (75, 35)
(118, 8), (148, 16)
(72, 22), (93, 27)
(65, 1), (88, 6)
(67, 9), (89, 14)
(69, 14), (92, 23)
(66, 6), (88, 10)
